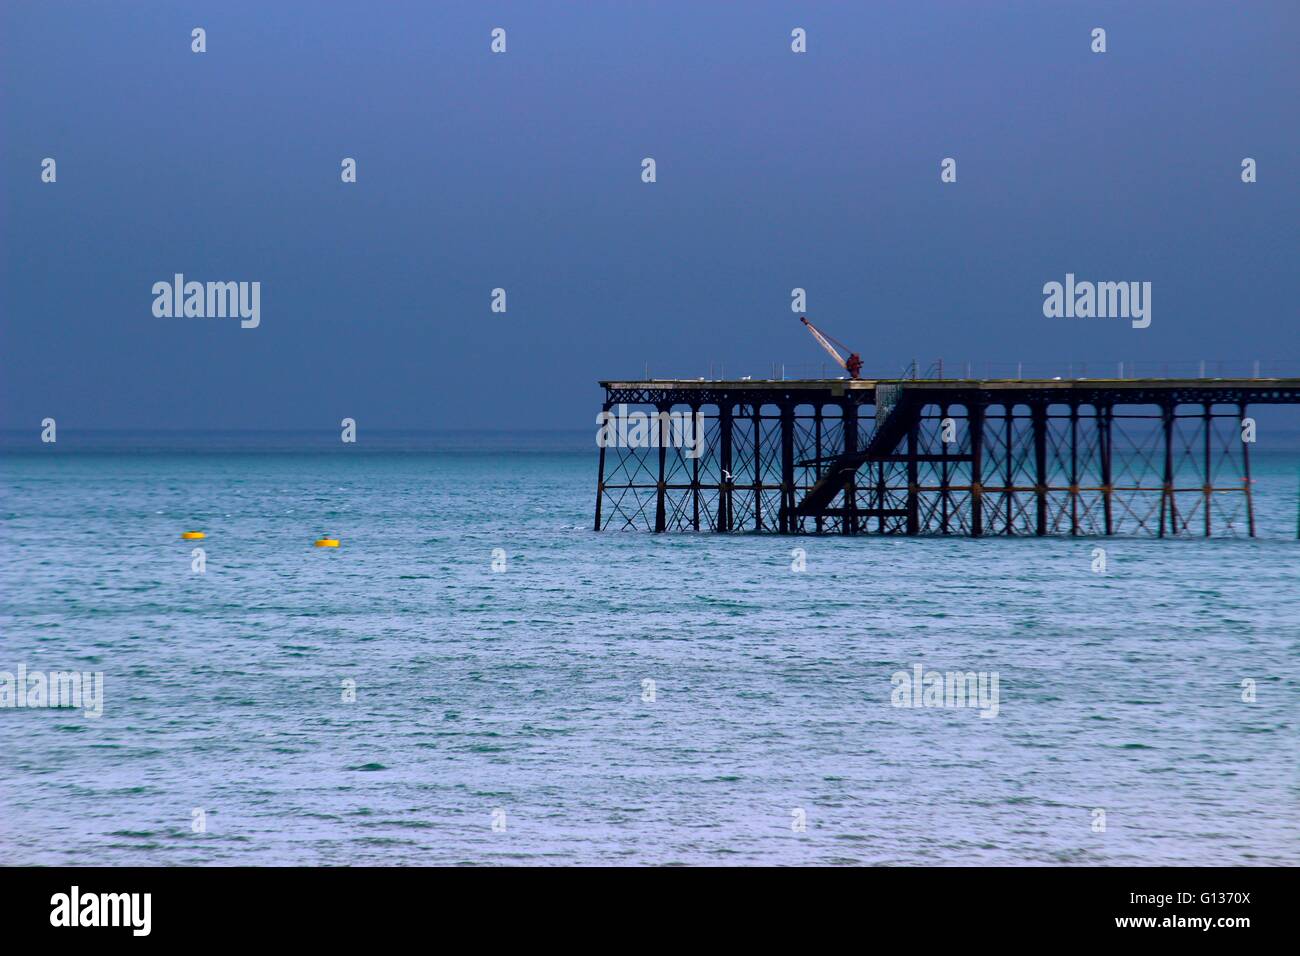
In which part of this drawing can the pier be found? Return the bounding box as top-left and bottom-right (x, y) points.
(594, 377), (1300, 536)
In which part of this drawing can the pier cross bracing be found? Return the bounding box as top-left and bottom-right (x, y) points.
(594, 378), (1300, 536)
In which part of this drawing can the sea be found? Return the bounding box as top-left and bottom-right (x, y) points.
(1, 430), (1297, 865)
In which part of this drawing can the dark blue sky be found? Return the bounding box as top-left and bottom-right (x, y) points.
(3, 1), (1297, 430)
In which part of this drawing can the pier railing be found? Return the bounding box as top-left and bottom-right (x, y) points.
(622, 359), (1300, 384)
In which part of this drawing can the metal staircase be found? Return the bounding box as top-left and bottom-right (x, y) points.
(795, 384), (917, 519)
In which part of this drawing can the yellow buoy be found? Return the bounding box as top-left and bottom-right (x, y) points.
(182, 531), (206, 540)
(314, 538), (340, 548)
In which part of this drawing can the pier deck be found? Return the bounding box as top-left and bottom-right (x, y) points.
(594, 377), (1300, 536)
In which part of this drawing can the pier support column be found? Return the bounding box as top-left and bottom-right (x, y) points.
(1240, 402), (1256, 537)
(939, 403), (951, 535)
(779, 403), (795, 534)
(594, 400), (610, 531)
(1068, 403), (1079, 536)
(718, 403), (733, 532)
(1003, 405), (1015, 535)
(1033, 403), (1048, 536)
(906, 417), (919, 535)
(1203, 403), (1213, 537)
(1071, 403), (1081, 538)
(1160, 401), (1177, 537)
(814, 405), (824, 533)
(752, 403), (763, 531)
(654, 402), (668, 533)
(691, 402), (702, 532)
(843, 401), (859, 534)
(1100, 404), (1114, 535)
(970, 402), (985, 537)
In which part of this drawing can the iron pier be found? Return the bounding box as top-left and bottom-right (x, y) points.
(594, 377), (1300, 536)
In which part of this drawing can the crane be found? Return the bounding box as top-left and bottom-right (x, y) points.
(799, 316), (863, 379)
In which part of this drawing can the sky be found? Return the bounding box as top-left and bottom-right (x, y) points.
(2, 1), (1297, 431)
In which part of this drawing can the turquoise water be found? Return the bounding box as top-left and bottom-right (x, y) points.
(1, 434), (1297, 865)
